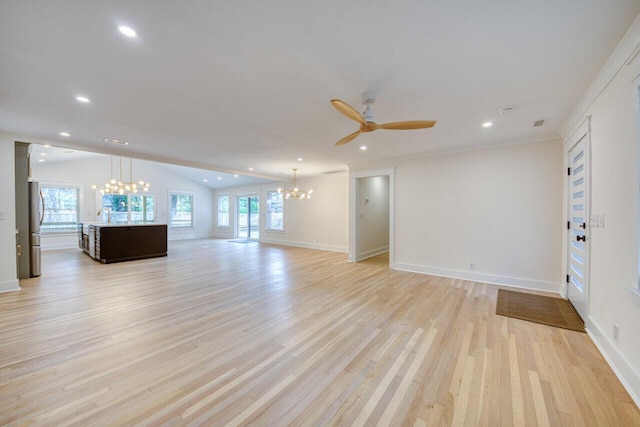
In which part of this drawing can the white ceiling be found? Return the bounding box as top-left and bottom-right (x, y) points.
(1, 1), (639, 180)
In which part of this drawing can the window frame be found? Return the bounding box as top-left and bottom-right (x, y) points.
(266, 190), (284, 232)
(40, 184), (81, 233)
(169, 191), (195, 228)
(217, 193), (230, 227)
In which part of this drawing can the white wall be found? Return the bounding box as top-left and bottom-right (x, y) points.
(560, 15), (640, 405)
(386, 140), (563, 291)
(213, 173), (349, 252)
(0, 134), (19, 292)
(356, 175), (389, 260)
(31, 154), (216, 249)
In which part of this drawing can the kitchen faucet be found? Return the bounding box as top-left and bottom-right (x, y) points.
(97, 208), (111, 224)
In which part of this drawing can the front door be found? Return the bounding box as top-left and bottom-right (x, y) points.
(567, 134), (589, 321)
(237, 196), (260, 240)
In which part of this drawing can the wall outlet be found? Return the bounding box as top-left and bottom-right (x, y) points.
(469, 262), (476, 270)
(613, 324), (619, 342)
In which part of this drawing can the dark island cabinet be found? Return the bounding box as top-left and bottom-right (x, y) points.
(87, 224), (167, 263)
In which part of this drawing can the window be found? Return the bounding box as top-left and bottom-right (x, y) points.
(41, 186), (79, 231)
(131, 194), (155, 223)
(218, 194), (229, 227)
(170, 193), (194, 227)
(266, 191), (284, 231)
(101, 194), (155, 224)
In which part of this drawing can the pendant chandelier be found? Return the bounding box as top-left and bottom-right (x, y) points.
(277, 168), (313, 199)
(92, 156), (150, 195)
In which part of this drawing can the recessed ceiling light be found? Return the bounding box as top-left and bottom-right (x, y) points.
(40, 153), (47, 156)
(38, 159), (44, 162)
(59, 132), (70, 137)
(297, 157), (303, 162)
(104, 138), (129, 145)
(217, 177), (222, 180)
(203, 178), (208, 183)
(76, 96), (90, 103)
(249, 167), (254, 171)
(482, 121), (493, 128)
(360, 145), (367, 151)
(118, 25), (137, 38)
(234, 174), (239, 178)
(43, 144), (51, 148)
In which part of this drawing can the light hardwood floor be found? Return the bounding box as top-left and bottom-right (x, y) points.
(1, 238), (638, 426)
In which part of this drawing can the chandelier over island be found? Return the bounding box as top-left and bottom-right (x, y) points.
(92, 156), (150, 195)
(278, 168), (313, 199)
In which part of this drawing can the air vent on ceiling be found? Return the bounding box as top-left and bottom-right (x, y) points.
(104, 138), (129, 145)
(323, 169), (348, 175)
(533, 120), (545, 127)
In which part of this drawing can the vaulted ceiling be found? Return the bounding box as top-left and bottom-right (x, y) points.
(1, 1), (639, 182)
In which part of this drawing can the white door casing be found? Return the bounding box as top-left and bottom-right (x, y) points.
(567, 127), (590, 321)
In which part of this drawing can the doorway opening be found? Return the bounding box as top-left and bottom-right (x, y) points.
(350, 168), (394, 266)
(237, 195), (260, 240)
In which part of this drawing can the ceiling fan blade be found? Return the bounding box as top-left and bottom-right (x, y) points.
(331, 99), (364, 125)
(335, 130), (361, 146)
(377, 120), (436, 130)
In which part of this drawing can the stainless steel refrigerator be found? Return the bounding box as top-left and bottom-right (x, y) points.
(28, 181), (42, 277)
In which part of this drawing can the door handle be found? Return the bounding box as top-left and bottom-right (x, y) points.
(17, 244), (21, 256)
(576, 235), (586, 242)
(579, 222), (586, 229)
(39, 189), (45, 225)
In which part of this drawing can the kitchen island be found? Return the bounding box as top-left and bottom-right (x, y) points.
(78, 223), (168, 263)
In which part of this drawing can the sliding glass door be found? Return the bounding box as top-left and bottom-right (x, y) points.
(237, 196), (259, 240)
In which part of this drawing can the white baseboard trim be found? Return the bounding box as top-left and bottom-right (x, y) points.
(0, 279), (20, 293)
(212, 233), (234, 240)
(259, 238), (348, 253)
(392, 262), (562, 294)
(168, 233), (214, 241)
(586, 317), (640, 408)
(356, 246), (389, 262)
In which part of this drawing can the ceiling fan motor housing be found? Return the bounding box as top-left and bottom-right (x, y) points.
(361, 91), (377, 123)
(362, 105), (376, 123)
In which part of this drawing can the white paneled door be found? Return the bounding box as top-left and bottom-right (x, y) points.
(567, 135), (589, 321)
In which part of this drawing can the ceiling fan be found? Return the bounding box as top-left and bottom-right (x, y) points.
(330, 91), (436, 146)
